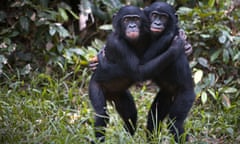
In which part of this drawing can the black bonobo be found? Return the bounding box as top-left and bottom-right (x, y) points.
(88, 6), (147, 142)
(143, 2), (196, 142)
(88, 5), (185, 142)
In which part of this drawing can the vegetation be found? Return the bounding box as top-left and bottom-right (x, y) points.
(0, 0), (239, 143)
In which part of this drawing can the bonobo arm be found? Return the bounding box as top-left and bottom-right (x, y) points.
(105, 34), (140, 79)
(94, 36), (184, 82)
(93, 52), (126, 81)
(137, 36), (184, 81)
(89, 31), (192, 72)
(142, 32), (175, 62)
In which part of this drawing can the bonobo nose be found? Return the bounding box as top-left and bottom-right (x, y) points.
(129, 24), (136, 28)
(154, 21), (161, 25)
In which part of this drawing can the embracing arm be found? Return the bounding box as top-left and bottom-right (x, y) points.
(142, 32), (175, 62)
(92, 36), (184, 82)
(93, 33), (141, 81)
(105, 36), (141, 79)
(93, 52), (126, 81)
(137, 36), (184, 81)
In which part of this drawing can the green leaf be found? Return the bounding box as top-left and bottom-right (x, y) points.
(200, 34), (211, 39)
(226, 127), (234, 135)
(57, 44), (64, 53)
(65, 8), (79, 19)
(0, 55), (7, 64)
(198, 57), (209, 68)
(208, 73), (215, 86)
(0, 11), (7, 22)
(99, 24), (113, 30)
(223, 48), (229, 63)
(224, 87), (237, 93)
(58, 8), (68, 22)
(49, 25), (56, 36)
(222, 95), (231, 108)
(207, 89), (217, 100)
(20, 16), (29, 32)
(56, 24), (70, 38)
(233, 51), (240, 61)
(109, 0), (122, 8)
(208, 0), (215, 8)
(194, 69), (203, 84)
(68, 48), (85, 56)
(20, 64), (32, 75)
(210, 49), (222, 62)
(39, 0), (49, 7)
(201, 91), (207, 104)
(9, 31), (19, 37)
(49, 24), (70, 38)
(177, 7), (193, 14)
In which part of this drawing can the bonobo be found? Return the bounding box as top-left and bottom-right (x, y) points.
(88, 5), (185, 142)
(88, 6), (147, 142)
(143, 2), (196, 142)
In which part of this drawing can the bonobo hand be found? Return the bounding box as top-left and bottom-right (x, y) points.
(179, 29), (192, 56)
(89, 48), (105, 71)
(169, 35), (185, 58)
(89, 56), (98, 71)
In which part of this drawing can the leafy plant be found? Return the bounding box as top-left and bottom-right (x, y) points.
(0, 0), (87, 75)
(178, 0), (240, 106)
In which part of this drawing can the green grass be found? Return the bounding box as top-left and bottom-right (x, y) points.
(0, 71), (239, 144)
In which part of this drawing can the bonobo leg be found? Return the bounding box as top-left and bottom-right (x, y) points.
(168, 89), (195, 142)
(89, 78), (109, 142)
(112, 90), (137, 135)
(147, 90), (173, 135)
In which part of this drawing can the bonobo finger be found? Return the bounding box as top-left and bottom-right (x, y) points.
(89, 56), (99, 71)
(177, 29), (193, 56)
(89, 62), (98, 71)
(172, 35), (184, 47)
(179, 29), (187, 40)
(173, 35), (179, 41)
(184, 43), (193, 56)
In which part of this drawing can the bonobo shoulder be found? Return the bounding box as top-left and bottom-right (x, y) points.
(106, 33), (122, 48)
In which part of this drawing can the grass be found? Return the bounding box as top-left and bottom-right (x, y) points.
(0, 70), (239, 144)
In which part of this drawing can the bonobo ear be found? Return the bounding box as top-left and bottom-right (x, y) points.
(112, 13), (116, 19)
(112, 13), (117, 32)
(175, 14), (179, 23)
(175, 14), (178, 20)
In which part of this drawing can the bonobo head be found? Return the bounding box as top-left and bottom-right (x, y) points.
(113, 6), (148, 42)
(144, 2), (178, 37)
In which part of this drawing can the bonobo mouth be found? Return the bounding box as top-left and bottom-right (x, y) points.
(150, 27), (164, 33)
(126, 31), (139, 39)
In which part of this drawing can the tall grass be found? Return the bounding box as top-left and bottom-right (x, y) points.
(0, 71), (239, 143)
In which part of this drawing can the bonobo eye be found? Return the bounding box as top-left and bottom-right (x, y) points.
(123, 17), (130, 24)
(150, 13), (159, 21)
(159, 13), (169, 23)
(133, 17), (140, 23)
(123, 15), (140, 24)
(150, 11), (169, 23)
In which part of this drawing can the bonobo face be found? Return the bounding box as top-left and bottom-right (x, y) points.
(113, 6), (147, 42)
(122, 15), (141, 40)
(150, 11), (169, 35)
(144, 2), (177, 37)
